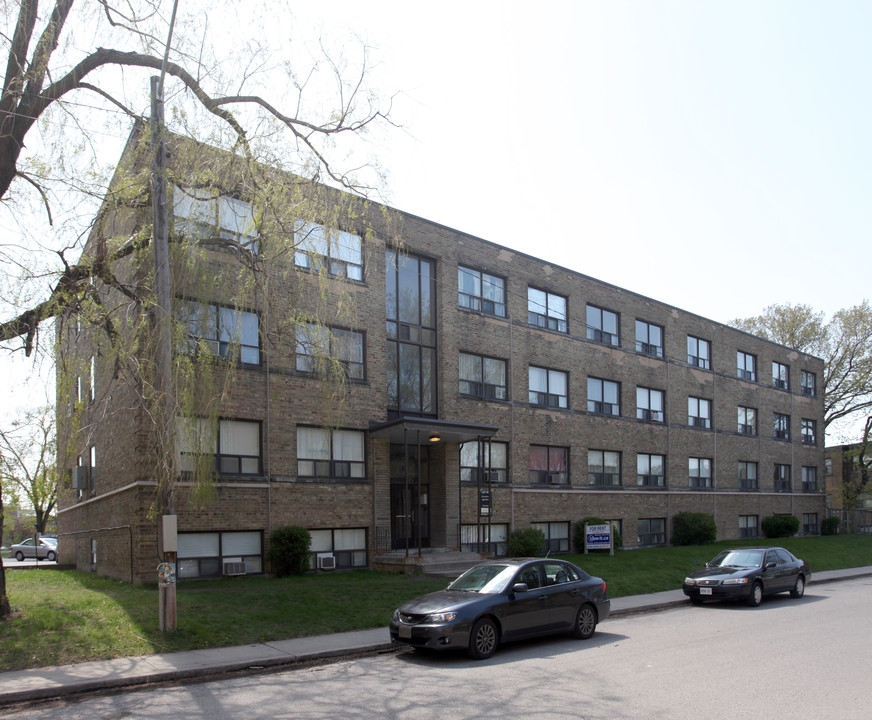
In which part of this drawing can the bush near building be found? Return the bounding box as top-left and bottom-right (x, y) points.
(821, 516), (841, 535)
(268, 526), (311, 577)
(671, 512), (717, 546)
(508, 527), (546, 556)
(761, 514), (801, 538)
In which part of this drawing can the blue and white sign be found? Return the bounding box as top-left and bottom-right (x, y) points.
(585, 523), (612, 553)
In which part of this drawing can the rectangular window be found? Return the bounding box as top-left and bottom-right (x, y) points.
(637, 518), (666, 546)
(531, 521), (570, 554)
(294, 222), (363, 281)
(802, 466), (818, 492)
(461, 523), (508, 555)
(89, 356), (96, 403)
(89, 445), (97, 494)
(738, 461), (758, 490)
(296, 324), (365, 380)
(588, 450), (621, 486)
(773, 413), (790, 441)
(460, 352), (507, 400)
(689, 457), (713, 488)
(801, 370), (816, 397)
(458, 266), (506, 317)
(460, 440), (508, 484)
(772, 361), (790, 390)
(739, 515), (758, 538)
(178, 299), (260, 365)
(529, 445), (569, 485)
(588, 377), (620, 416)
(636, 387), (664, 422)
(801, 419), (817, 445)
(737, 351), (756, 381)
(802, 513), (818, 535)
(529, 366), (568, 408)
(297, 427), (365, 479)
(173, 188), (259, 254)
(687, 336), (711, 369)
(774, 464), (791, 492)
(528, 287), (567, 333)
(637, 453), (665, 487)
(688, 397), (712, 429)
(635, 320), (664, 358)
(309, 528), (368, 569)
(738, 406), (757, 435)
(178, 530), (263, 579)
(176, 417), (262, 476)
(586, 305), (619, 346)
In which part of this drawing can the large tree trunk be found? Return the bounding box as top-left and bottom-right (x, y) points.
(0, 485), (11, 619)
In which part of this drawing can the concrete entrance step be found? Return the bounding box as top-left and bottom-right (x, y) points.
(373, 549), (489, 578)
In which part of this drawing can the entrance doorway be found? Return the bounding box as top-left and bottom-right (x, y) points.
(390, 444), (430, 551)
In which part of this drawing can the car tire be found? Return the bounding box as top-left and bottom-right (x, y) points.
(15, 551), (24, 562)
(746, 581), (763, 607)
(467, 617), (498, 660)
(790, 575), (805, 598)
(47, 551), (56, 562)
(571, 604), (598, 639)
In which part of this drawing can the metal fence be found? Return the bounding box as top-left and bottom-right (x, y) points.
(826, 509), (872, 534)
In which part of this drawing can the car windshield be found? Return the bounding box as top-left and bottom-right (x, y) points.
(710, 549), (764, 569)
(448, 564), (517, 593)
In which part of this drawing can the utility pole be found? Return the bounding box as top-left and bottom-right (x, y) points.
(151, 75), (177, 632)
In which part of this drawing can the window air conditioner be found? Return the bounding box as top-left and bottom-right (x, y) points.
(72, 466), (89, 490)
(223, 561), (246, 576)
(317, 553), (337, 570)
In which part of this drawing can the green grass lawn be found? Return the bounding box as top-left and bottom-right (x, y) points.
(2, 534), (870, 672)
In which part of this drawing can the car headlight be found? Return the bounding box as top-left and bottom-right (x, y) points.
(392, 609), (401, 622)
(722, 578), (749, 586)
(425, 612), (458, 624)
(684, 577), (695, 585)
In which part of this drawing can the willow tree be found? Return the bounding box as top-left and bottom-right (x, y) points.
(0, 0), (396, 619)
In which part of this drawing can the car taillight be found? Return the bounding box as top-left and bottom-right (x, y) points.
(601, 581), (607, 594)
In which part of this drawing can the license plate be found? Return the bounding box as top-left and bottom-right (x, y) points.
(399, 624), (412, 638)
(700, 587), (712, 595)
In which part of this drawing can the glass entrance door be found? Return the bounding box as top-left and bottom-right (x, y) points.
(390, 444), (430, 550)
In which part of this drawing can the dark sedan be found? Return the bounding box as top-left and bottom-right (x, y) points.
(390, 557), (610, 660)
(683, 546), (811, 607)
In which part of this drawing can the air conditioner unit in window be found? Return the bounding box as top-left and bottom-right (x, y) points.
(223, 561), (246, 576)
(317, 553), (336, 570)
(72, 466), (89, 490)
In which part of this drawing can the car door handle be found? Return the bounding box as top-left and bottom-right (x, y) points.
(538, 595), (548, 602)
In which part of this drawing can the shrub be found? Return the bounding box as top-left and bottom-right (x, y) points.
(671, 512), (717, 546)
(761, 514), (800, 538)
(574, 517), (622, 552)
(268, 525), (312, 577)
(507, 527), (546, 557)
(821, 516), (841, 535)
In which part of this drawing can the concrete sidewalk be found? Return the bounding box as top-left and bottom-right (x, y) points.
(1, 566), (870, 707)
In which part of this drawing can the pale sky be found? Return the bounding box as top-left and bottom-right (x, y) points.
(4, 1), (871, 442)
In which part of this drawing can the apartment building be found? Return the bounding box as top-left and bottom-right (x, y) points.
(56, 128), (826, 582)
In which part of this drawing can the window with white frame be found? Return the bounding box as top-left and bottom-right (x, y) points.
(529, 445), (568, 485)
(738, 461), (758, 490)
(297, 427), (365, 479)
(738, 406), (757, 435)
(687, 335), (711, 369)
(178, 531), (263, 579)
(637, 518), (666, 546)
(178, 299), (260, 365)
(737, 351), (756, 381)
(294, 221), (363, 280)
(527, 287), (567, 333)
(689, 457), (712, 488)
(637, 453), (665, 487)
(802, 466), (818, 491)
(296, 324), (365, 380)
(176, 417), (261, 476)
(774, 464), (791, 492)
(529, 366), (568, 408)
(772, 361), (790, 390)
(688, 396), (712, 429)
(173, 187), (259, 253)
(773, 413), (790, 441)
(460, 352), (507, 400)
(588, 377), (620, 416)
(588, 450), (621, 486)
(801, 370), (816, 397)
(801, 418), (816, 445)
(586, 305), (619, 346)
(460, 440), (508, 484)
(532, 521), (570, 553)
(636, 387), (664, 422)
(739, 515), (758, 538)
(635, 320), (664, 358)
(461, 523), (508, 555)
(309, 528), (368, 569)
(458, 266), (506, 317)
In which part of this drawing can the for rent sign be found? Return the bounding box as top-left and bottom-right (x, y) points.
(585, 523), (613, 555)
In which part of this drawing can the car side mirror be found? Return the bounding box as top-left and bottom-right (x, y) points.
(512, 583), (529, 593)
(764, 561), (777, 570)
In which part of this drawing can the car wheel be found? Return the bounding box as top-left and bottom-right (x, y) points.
(572, 604), (598, 639)
(746, 581), (763, 607)
(47, 551), (56, 562)
(689, 596), (704, 606)
(467, 617), (498, 660)
(790, 575), (805, 598)
(15, 551), (24, 562)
